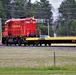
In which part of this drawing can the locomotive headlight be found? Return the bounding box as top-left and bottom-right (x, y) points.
(5, 28), (7, 31)
(13, 25), (16, 28)
(13, 25), (20, 28)
(18, 25), (20, 27)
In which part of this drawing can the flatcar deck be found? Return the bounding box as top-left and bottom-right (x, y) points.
(45, 37), (76, 40)
(25, 37), (76, 44)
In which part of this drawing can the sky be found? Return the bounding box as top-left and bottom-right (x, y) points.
(31, 0), (63, 19)
(31, 0), (63, 9)
(49, 0), (64, 20)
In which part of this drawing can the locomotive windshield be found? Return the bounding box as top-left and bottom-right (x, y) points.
(8, 22), (13, 26)
(25, 20), (36, 24)
(25, 20), (30, 24)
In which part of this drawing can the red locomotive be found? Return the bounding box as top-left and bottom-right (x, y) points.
(2, 17), (36, 45)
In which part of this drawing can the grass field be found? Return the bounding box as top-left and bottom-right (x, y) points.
(0, 47), (76, 75)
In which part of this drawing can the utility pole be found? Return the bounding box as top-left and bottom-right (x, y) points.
(47, 19), (50, 36)
(48, 20), (49, 36)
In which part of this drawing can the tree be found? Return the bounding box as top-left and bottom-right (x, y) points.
(1, 0), (11, 18)
(24, 1), (36, 17)
(0, 1), (6, 18)
(0, 0), (7, 26)
(56, 20), (67, 36)
(57, 0), (76, 36)
(37, 24), (53, 36)
(69, 20), (76, 36)
(14, 0), (36, 18)
(59, 0), (76, 20)
(34, 0), (52, 19)
(10, 0), (27, 18)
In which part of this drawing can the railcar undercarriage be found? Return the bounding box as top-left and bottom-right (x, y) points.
(2, 36), (76, 46)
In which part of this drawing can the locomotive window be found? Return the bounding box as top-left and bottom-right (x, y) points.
(8, 22), (13, 26)
(2, 26), (5, 31)
(21, 21), (24, 23)
(8, 22), (11, 26)
(32, 21), (36, 24)
(26, 21), (30, 24)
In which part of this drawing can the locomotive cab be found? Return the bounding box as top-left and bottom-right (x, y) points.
(24, 18), (36, 37)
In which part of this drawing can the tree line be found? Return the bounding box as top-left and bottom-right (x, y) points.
(0, 0), (76, 36)
(57, 0), (76, 36)
(0, 0), (52, 19)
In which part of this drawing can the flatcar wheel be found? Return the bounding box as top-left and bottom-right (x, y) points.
(35, 42), (39, 46)
(35, 44), (37, 46)
(40, 43), (42, 46)
(9, 43), (12, 46)
(33, 43), (35, 46)
(36, 43), (38, 46)
(45, 44), (47, 46)
(36, 43), (39, 46)
(15, 44), (16, 46)
(28, 44), (30, 46)
(48, 43), (51, 46)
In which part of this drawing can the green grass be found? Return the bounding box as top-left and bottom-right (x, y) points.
(0, 47), (76, 75)
(0, 66), (76, 75)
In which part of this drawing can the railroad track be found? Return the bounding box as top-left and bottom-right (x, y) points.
(0, 41), (76, 50)
(0, 44), (76, 51)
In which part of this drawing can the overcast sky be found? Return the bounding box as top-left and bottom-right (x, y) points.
(31, 0), (64, 20)
(31, 0), (63, 9)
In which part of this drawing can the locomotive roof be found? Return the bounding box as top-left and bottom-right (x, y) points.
(5, 18), (36, 24)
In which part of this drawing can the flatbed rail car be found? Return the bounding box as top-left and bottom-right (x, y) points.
(25, 37), (76, 46)
(2, 36), (76, 46)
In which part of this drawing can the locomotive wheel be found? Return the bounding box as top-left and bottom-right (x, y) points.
(18, 43), (21, 46)
(24, 44), (26, 46)
(5, 40), (8, 46)
(2, 37), (5, 44)
(18, 41), (21, 46)
(18, 39), (22, 46)
(6, 43), (8, 46)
